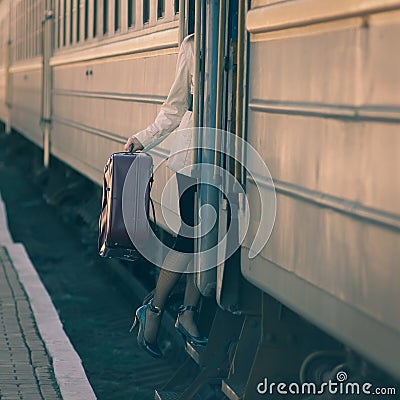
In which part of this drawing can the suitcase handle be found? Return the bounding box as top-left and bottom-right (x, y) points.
(128, 143), (143, 153)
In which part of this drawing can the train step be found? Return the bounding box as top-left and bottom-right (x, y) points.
(221, 378), (245, 400)
(184, 341), (206, 365)
(154, 389), (203, 400)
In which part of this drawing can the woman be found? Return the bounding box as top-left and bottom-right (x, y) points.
(124, 34), (207, 358)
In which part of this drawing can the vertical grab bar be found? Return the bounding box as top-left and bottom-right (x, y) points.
(41, 1), (54, 168)
(215, 0), (226, 130)
(178, 0), (186, 44)
(193, 0), (202, 132)
(235, 0), (247, 186)
(193, 0), (203, 260)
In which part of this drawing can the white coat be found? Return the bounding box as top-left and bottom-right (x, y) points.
(134, 34), (194, 175)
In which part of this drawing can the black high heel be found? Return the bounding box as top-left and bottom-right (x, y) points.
(175, 305), (208, 346)
(130, 300), (163, 358)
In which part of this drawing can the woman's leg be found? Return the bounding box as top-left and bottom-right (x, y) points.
(179, 273), (202, 337)
(144, 173), (196, 344)
(175, 173), (205, 337)
(144, 269), (179, 344)
(144, 252), (189, 344)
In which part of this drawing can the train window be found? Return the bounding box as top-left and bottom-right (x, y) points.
(143, 0), (149, 24)
(27, 1), (29, 56)
(35, 2), (39, 54)
(84, 0), (89, 40)
(32, 3), (40, 57)
(33, 2), (36, 55)
(29, 2), (32, 58)
(174, 0), (179, 14)
(14, 4), (20, 60)
(23, 2), (25, 57)
(35, 3), (37, 54)
(93, 0), (98, 37)
(40, 1), (43, 52)
(15, 4), (18, 60)
(32, 4), (35, 55)
(63, 0), (67, 46)
(24, 1), (27, 58)
(23, 1), (25, 58)
(24, 1), (26, 57)
(157, 0), (165, 19)
(15, 3), (18, 60)
(128, 0), (135, 28)
(103, 0), (108, 34)
(22, 1), (26, 58)
(30, 3), (38, 57)
(19, 1), (21, 58)
(35, 2), (39, 55)
(11, 0), (44, 60)
(39, 1), (43, 54)
(114, 0), (120, 32)
(57, 0), (61, 48)
(31, 3), (34, 56)
(70, 0), (73, 44)
(77, 0), (81, 42)
(19, 2), (23, 59)
(24, 3), (32, 58)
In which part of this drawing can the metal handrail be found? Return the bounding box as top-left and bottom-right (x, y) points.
(235, 0), (247, 185)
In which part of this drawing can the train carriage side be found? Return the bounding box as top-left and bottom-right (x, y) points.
(1, 0), (44, 144)
(50, 0), (182, 233)
(242, 0), (400, 379)
(2, 0), (185, 234)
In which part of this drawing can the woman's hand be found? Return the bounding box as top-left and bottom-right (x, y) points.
(124, 136), (144, 152)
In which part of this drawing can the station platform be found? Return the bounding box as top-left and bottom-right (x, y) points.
(0, 194), (96, 400)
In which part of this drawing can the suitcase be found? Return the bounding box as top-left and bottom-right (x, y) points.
(98, 151), (153, 260)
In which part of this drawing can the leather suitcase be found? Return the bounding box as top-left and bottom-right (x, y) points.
(98, 151), (153, 260)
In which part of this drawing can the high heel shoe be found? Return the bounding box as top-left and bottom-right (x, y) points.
(130, 299), (163, 358)
(175, 305), (208, 346)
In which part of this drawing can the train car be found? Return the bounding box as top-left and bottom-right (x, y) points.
(0, 0), (10, 128)
(238, 1), (400, 398)
(0, 1), (399, 399)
